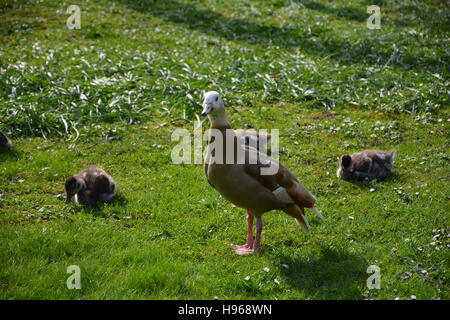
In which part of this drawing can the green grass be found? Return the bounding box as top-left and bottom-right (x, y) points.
(0, 0), (449, 299)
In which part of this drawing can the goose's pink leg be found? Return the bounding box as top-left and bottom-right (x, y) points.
(230, 211), (254, 254)
(230, 213), (263, 255)
(252, 216), (263, 253)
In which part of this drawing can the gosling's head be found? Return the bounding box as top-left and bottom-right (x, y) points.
(65, 176), (85, 203)
(201, 91), (225, 116)
(340, 154), (353, 171)
(336, 154), (353, 179)
(0, 131), (12, 151)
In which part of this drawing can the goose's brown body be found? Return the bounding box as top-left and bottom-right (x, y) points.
(205, 128), (315, 215)
(234, 129), (271, 152)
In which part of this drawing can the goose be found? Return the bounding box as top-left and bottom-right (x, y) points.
(201, 91), (322, 255)
(337, 149), (396, 181)
(0, 131), (12, 152)
(65, 166), (116, 205)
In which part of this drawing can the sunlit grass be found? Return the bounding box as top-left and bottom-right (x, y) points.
(0, 0), (448, 300)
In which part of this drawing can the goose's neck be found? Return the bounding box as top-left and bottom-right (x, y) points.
(208, 114), (232, 130)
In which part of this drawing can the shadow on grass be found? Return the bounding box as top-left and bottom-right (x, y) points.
(341, 171), (401, 189)
(68, 204), (106, 218)
(110, 194), (128, 207)
(0, 149), (19, 162)
(296, 0), (366, 22)
(68, 194), (128, 218)
(273, 247), (367, 299)
(114, 0), (445, 73)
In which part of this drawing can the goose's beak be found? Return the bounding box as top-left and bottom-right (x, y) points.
(201, 103), (212, 116)
(66, 193), (73, 204)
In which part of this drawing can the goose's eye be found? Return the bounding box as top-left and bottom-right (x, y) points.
(215, 97), (218, 102)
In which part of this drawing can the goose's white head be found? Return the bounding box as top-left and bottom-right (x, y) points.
(201, 91), (225, 116)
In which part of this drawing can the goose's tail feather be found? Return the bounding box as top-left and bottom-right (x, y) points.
(309, 207), (323, 220)
(296, 214), (311, 232)
(283, 204), (311, 233)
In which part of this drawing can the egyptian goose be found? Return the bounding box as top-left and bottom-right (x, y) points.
(337, 150), (396, 181)
(201, 91), (322, 255)
(65, 166), (116, 205)
(0, 131), (12, 152)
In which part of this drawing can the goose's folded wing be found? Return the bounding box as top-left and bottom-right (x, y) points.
(235, 129), (271, 152)
(243, 148), (317, 208)
(296, 206), (311, 232)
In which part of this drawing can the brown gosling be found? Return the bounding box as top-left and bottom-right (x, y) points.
(337, 149), (396, 181)
(0, 131), (12, 152)
(65, 166), (116, 205)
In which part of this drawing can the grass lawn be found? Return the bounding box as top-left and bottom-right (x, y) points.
(0, 0), (448, 299)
